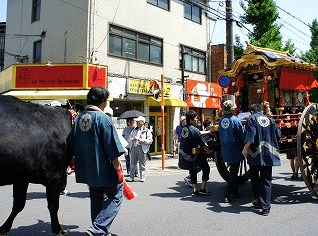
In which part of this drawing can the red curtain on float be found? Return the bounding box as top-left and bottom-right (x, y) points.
(279, 68), (318, 90)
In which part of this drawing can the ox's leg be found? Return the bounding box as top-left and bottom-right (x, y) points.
(46, 184), (67, 235)
(0, 182), (29, 235)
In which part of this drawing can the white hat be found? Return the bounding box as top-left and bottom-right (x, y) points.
(104, 106), (114, 116)
(135, 116), (145, 123)
(180, 116), (186, 122)
(50, 101), (61, 107)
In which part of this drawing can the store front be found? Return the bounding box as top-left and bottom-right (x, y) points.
(0, 63), (109, 109)
(110, 77), (186, 155)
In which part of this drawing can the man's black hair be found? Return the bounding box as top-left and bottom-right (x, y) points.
(87, 86), (110, 106)
(186, 110), (198, 124)
(250, 104), (262, 113)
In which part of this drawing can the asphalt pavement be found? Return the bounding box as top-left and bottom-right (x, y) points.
(1, 156), (318, 236)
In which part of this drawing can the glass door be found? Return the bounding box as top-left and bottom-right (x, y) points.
(149, 112), (168, 154)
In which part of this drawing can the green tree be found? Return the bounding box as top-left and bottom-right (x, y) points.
(301, 19), (318, 102)
(239, 0), (295, 52)
(234, 35), (244, 57)
(301, 19), (318, 64)
(282, 39), (296, 55)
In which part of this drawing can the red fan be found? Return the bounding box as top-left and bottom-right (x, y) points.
(123, 181), (137, 200)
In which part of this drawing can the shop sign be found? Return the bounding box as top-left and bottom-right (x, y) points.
(186, 79), (222, 108)
(87, 65), (107, 88)
(128, 79), (171, 96)
(14, 64), (107, 89)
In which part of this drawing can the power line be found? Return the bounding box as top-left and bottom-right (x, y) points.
(276, 5), (311, 29)
(95, 0), (121, 51)
(278, 17), (311, 39)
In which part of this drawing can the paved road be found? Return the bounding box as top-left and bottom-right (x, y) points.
(0, 157), (317, 236)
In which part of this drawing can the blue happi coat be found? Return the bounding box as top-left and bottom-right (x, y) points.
(178, 124), (206, 170)
(218, 113), (245, 163)
(245, 112), (281, 166)
(69, 106), (125, 187)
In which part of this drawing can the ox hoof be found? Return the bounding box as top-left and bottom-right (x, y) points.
(52, 230), (69, 236)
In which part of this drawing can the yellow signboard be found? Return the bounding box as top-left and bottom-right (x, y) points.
(128, 79), (171, 96)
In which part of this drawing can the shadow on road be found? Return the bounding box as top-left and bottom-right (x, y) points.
(7, 219), (86, 236)
(25, 191), (90, 200)
(150, 177), (317, 216)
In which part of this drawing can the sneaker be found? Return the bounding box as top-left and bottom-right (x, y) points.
(85, 230), (95, 236)
(291, 173), (298, 180)
(184, 176), (192, 187)
(191, 190), (200, 196)
(140, 178), (145, 182)
(251, 199), (261, 209)
(199, 189), (211, 195)
(126, 178), (134, 182)
(261, 209), (270, 216)
(60, 190), (70, 196)
(86, 229), (113, 236)
(222, 197), (232, 203)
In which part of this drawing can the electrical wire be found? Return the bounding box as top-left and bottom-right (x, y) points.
(276, 5), (311, 29)
(95, 0), (121, 51)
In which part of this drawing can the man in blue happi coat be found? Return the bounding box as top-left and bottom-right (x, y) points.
(242, 103), (281, 216)
(178, 110), (212, 196)
(219, 100), (245, 203)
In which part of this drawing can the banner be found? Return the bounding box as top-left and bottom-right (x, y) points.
(186, 80), (222, 108)
(128, 79), (171, 96)
(14, 64), (107, 89)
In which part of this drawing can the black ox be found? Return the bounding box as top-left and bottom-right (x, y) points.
(0, 95), (72, 236)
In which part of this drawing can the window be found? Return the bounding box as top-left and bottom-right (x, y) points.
(109, 25), (163, 65)
(181, 46), (206, 74)
(33, 40), (42, 63)
(32, 0), (41, 22)
(184, 2), (201, 24)
(147, 0), (169, 10)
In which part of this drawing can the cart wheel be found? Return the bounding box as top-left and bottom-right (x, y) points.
(297, 103), (318, 197)
(215, 151), (250, 185)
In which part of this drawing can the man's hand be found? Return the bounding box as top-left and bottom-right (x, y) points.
(242, 147), (249, 158)
(116, 165), (124, 183)
(242, 142), (251, 158)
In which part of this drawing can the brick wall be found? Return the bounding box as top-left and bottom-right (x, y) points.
(211, 44), (227, 83)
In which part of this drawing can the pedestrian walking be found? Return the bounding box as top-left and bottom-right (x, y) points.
(69, 86), (125, 235)
(178, 110), (212, 196)
(144, 121), (153, 161)
(122, 118), (138, 176)
(219, 100), (245, 203)
(126, 116), (153, 182)
(242, 103), (281, 216)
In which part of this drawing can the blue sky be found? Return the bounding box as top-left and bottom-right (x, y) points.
(0, 0), (7, 23)
(210, 0), (317, 54)
(0, 0), (316, 54)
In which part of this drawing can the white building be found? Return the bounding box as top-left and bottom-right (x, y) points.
(3, 0), (211, 154)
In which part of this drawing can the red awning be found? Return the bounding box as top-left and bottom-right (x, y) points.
(280, 68), (318, 90)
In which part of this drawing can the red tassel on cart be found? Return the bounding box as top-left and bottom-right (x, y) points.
(123, 180), (137, 200)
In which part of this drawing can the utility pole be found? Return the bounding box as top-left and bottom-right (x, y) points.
(181, 45), (186, 102)
(226, 0), (234, 66)
(160, 74), (165, 170)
